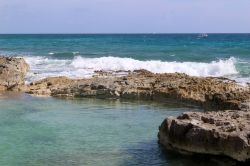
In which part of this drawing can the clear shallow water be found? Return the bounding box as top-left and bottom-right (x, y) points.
(0, 34), (249, 83)
(0, 92), (234, 166)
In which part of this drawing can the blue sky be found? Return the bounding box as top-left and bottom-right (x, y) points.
(0, 0), (250, 33)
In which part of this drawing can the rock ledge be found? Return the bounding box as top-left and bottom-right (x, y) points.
(19, 70), (250, 112)
(158, 110), (250, 162)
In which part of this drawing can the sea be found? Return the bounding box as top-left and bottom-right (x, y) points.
(0, 34), (249, 165)
(0, 34), (249, 83)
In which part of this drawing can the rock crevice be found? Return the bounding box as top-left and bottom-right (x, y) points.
(158, 110), (250, 162)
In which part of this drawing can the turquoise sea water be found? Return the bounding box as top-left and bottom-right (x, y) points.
(0, 92), (235, 166)
(0, 34), (250, 61)
(0, 34), (249, 82)
(0, 34), (249, 165)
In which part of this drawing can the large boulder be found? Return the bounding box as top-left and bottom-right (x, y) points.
(158, 110), (250, 162)
(0, 56), (29, 90)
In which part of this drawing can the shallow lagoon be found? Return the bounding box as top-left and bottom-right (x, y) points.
(0, 92), (234, 166)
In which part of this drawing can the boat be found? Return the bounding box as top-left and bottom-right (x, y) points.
(198, 33), (208, 38)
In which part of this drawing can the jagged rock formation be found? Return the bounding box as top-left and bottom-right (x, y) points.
(0, 57), (29, 90)
(18, 70), (250, 111)
(158, 110), (250, 162)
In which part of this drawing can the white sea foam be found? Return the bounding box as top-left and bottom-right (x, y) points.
(48, 51), (79, 55)
(23, 56), (239, 82)
(72, 51), (80, 55)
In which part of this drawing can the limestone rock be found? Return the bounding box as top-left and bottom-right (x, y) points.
(158, 110), (250, 162)
(0, 56), (29, 90)
(24, 70), (250, 111)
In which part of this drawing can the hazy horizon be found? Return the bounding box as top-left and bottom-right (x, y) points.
(1, 0), (250, 33)
(1, 33), (250, 35)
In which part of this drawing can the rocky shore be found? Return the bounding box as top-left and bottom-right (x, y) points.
(158, 110), (250, 162)
(18, 70), (250, 111)
(1, 56), (250, 162)
(0, 57), (29, 91)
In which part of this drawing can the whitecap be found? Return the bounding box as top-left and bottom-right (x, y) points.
(23, 56), (239, 82)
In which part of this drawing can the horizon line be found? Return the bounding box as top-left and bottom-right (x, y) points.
(0, 32), (250, 35)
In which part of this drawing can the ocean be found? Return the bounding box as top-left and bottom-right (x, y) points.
(0, 34), (249, 83)
(0, 34), (249, 166)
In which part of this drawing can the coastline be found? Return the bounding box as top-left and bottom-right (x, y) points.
(1, 56), (250, 163)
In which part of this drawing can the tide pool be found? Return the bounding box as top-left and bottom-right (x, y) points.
(0, 92), (235, 166)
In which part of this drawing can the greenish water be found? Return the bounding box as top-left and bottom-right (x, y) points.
(0, 92), (234, 166)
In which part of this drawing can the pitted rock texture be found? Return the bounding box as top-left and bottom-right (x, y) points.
(20, 70), (250, 111)
(158, 110), (250, 162)
(0, 56), (29, 90)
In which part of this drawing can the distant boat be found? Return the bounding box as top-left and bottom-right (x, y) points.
(198, 33), (208, 38)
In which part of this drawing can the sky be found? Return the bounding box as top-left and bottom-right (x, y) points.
(0, 0), (250, 33)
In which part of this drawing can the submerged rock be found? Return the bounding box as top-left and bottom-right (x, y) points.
(0, 56), (29, 90)
(158, 110), (250, 162)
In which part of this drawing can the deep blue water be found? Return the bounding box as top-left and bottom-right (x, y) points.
(0, 34), (250, 62)
(0, 34), (249, 83)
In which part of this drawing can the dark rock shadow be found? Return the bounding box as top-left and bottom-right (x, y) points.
(120, 140), (248, 166)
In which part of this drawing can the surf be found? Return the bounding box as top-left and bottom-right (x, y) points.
(23, 56), (238, 82)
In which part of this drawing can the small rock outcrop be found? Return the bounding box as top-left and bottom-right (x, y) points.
(158, 110), (250, 162)
(0, 57), (29, 90)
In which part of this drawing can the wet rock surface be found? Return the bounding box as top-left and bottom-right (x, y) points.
(0, 56), (29, 90)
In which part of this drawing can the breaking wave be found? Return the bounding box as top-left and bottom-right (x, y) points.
(23, 56), (238, 82)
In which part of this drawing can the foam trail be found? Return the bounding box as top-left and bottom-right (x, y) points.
(23, 56), (238, 82)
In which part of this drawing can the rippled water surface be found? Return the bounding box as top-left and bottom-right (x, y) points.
(0, 34), (249, 83)
(0, 92), (236, 166)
